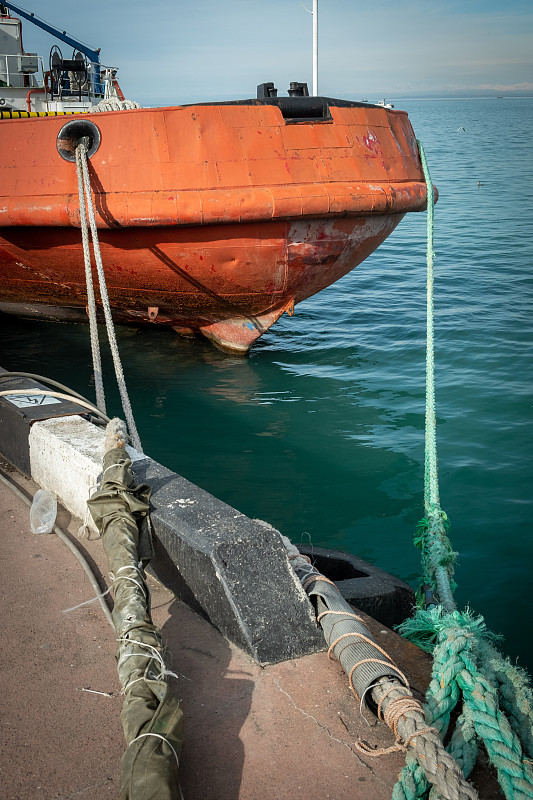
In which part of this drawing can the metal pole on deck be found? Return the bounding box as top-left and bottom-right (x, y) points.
(312, 0), (318, 96)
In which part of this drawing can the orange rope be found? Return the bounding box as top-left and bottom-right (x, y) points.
(317, 609), (364, 624)
(302, 573), (338, 592)
(355, 692), (439, 756)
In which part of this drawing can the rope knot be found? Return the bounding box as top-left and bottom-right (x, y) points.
(354, 693), (440, 758)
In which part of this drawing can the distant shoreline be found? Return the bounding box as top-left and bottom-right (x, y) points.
(381, 95), (533, 101)
(148, 93), (533, 109)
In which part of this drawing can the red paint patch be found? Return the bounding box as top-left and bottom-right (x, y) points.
(363, 135), (380, 154)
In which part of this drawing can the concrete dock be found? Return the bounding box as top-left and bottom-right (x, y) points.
(0, 460), (503, 800)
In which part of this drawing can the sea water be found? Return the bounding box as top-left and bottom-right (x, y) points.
(1, 98), (532, 671)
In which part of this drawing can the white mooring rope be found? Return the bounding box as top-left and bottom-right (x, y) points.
(75, 140), (143, 452)
(75, 143), (106, 414)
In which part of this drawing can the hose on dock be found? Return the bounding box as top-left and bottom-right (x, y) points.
(0, 371), (105, 412)
(87, 418), (184, 800)
(0, 386), (110, 423)
(283, 538), (479, 800)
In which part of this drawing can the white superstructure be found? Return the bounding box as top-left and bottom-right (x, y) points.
(0, 6), (122, 113)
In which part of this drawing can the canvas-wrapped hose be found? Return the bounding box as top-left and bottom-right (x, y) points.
(284, 537), (480, 800)
(307, 578), (408, 705)
(88, 433), (184, 800)
(282, 536), (407, 703)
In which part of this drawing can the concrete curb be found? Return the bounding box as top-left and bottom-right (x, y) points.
(29, 415), (146, 533)
(0, 377), (416, 664)
(28, 415), (323, 663)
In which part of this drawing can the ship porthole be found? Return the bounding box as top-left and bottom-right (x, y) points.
(56, 119), (101, 162)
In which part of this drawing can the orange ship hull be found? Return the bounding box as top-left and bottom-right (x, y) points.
(0, 99), (432, 351)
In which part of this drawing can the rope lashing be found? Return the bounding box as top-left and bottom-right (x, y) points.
(75, 140), (143, 452)
(393, 142), (533, 800)
(87, 424), (184, 799)
(128, 733), (180, 770)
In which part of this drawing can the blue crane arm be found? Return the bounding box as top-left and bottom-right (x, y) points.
(1, 1), (101, 64)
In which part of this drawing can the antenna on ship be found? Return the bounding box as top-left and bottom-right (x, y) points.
(313, 0), (318, 96)
(300, 0), (318, 95)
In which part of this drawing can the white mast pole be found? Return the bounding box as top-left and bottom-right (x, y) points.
(312, 0), (318, 96)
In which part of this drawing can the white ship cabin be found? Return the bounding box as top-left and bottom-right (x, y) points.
(0, 4), (121, 114)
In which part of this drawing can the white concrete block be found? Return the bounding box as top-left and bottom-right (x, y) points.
(29, 415), (145, 531)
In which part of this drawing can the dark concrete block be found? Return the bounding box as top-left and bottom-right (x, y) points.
(0, 368), (88, 474)
(298, 545), (415, 629)
(134, 459), (324, 664)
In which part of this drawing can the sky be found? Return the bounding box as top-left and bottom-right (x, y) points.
(7, 0), (533, 105)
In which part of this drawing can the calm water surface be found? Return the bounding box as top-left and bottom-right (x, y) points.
(1, 98), (532, 670)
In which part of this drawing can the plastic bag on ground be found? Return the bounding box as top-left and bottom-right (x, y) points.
(30, 489), (57, 534)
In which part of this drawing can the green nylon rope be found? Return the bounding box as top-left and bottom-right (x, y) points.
(393, 143), (533, 800)
(417, 141), (457, 613)
(421, 140), (438, 514)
